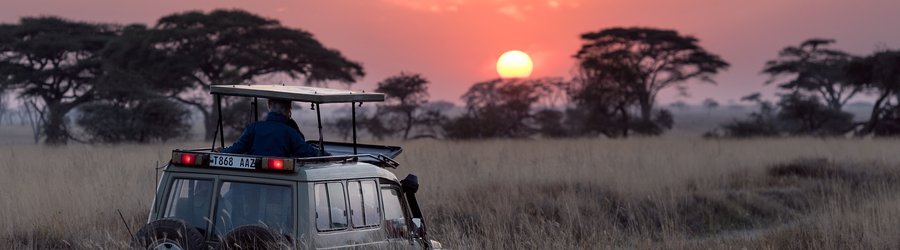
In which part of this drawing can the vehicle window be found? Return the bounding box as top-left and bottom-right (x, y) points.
(315, 182), (348, 231)
(213, 181), (293, 236)
(381, 187), (408, 238)
(362, 181), (380, 226)
(347, 180), (380, 228)
(347, 181), (364, 226)
(164, 179), (213, 232)
(315, 184), (330, 230)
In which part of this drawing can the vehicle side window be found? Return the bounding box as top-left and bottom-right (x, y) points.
(347, 180), (380, 228)
(315, 182), (348, 231)
(164, 179), (213, 232)
(347, 182), (364, 226)
(381, 187), (409, 238)
(361, 181), (380, 226)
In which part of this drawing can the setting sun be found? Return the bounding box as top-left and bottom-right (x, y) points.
(496, 50), (533, 78)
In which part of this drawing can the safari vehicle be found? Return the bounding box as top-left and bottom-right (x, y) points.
(131, 85), (442, 250)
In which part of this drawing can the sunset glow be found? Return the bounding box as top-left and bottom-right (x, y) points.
(496, 50), (533, 79)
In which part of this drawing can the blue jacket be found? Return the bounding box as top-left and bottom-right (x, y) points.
(222, 112), (324, 157)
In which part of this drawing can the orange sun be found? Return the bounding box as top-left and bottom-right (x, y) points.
(496, 50), (533, 79)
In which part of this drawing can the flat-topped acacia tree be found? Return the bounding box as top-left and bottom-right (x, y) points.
(0, 17), (116, 144)
(574, 27), (729, 135)
(153, 9), (365, 140)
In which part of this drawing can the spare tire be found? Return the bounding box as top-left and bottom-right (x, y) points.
(130, 218), (206, 250)
(219, 224), (290, 250)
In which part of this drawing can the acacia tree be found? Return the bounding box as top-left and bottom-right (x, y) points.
(763, 38), (859, 110)
(574, 27), (729, 134)
(0, 17), (115, 144)
(74, 24), (195, 143)
(567, 62), (641, 137)
(153, 9), (364, 140)
(846, 50), (900, 135)
(702, 98), (719, 115)
(445, 78), (551, 139)
(374, 72), (430, 139)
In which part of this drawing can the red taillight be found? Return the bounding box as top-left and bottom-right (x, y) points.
(268, 159), (284, 170)
(262, 157), (293, 171)
(181, 153), (196, 165)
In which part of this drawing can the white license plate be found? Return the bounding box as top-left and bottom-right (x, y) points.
(209, 154), (257, 170)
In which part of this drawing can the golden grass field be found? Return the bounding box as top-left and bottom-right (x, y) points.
(3, 138), (900, 249)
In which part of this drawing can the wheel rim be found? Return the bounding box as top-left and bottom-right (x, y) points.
(148, 239), (184, 250)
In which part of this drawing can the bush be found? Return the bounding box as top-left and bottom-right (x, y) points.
(776, 94), (853, 136)
(77, 98), (191, 143)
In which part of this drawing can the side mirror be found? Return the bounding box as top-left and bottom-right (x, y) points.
(411, 218), (426, 237)
(401, 174), (419, 194)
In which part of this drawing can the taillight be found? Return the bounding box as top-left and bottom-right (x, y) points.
(262, 157), (294, 171)
(268, 159), (284, 170)
(172, 152), (203, 166)
(181, 153), (196, 165)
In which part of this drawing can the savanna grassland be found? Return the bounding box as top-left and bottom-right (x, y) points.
(3, 138), (900, 249)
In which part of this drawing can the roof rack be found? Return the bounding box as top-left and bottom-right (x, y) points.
(296, 154), (400, 169)
(208, 84), (386, 159)
(210, 84), (384, 103)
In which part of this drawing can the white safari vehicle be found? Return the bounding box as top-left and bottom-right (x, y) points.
(131, 85), (441, 250)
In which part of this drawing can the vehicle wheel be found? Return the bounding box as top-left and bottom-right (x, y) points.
(218, 224), (290, 250)
(130, 218), (206, 250)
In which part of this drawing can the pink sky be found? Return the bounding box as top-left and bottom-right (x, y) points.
(2, 0), (899, 105)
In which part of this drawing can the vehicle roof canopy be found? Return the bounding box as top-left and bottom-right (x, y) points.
(210, 84), (384, 103)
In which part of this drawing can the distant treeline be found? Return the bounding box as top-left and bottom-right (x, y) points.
(1, 10), (898, 144)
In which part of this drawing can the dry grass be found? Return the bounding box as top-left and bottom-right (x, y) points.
(2, 138), (900, 249)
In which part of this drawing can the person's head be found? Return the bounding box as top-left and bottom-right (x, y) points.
(267, 99), (292, 117)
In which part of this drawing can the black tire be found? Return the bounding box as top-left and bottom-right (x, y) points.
(130, 218), (206, 250)
(218, 224), (290, 250)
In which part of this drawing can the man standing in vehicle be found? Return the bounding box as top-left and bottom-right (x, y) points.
(220, 99), (326, 157)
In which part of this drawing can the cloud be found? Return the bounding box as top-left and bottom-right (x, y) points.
(384, 0), (465, 13)
(384, 0), (579, 20)
(498, 5), (524, 20)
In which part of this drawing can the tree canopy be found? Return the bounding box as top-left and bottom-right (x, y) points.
(445, 78), (554, 139)
(763, 38), (858, 110)
(846, 50), (900, 135)
(0, 17), (115, 144)
(154, 9), (365, 139)
(374, 72), (431, 139)
(573, 27), (728, 135)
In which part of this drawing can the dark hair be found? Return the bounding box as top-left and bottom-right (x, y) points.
(267, 99), (292, 114)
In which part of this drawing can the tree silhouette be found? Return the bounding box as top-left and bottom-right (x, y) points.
(0, 17), (115, 144)
(775, 93), (853, 136)
(708, 93), (780, 138)
(669, 101), (689, 110)
(566, 63), (638, 137)
(702, 98), (719, 115)
(575, 27), (729, 134)
(375, 72), (430, 139)
(846, 50), (900, 135)
(763, 38), (859, 110)
(153, 9), (364, 140)
(77, 98), (191, 143)
(445, 78), (550, 139)
(71, 24), (198, 143)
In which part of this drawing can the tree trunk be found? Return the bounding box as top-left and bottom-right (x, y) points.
(403, 111), (413, 140)
(43, 102), (68, 145)
(861, 91), (891, 135)
(638, 93), (653, 122)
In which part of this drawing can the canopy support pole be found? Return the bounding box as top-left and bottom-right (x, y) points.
(315, 103), (325, 156)
(351, 102), (358, 155)
(217, 94), (225, 149)
(252, 97), (259, 122)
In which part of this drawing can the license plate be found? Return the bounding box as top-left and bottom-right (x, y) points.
(209, 154), (257, 170)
